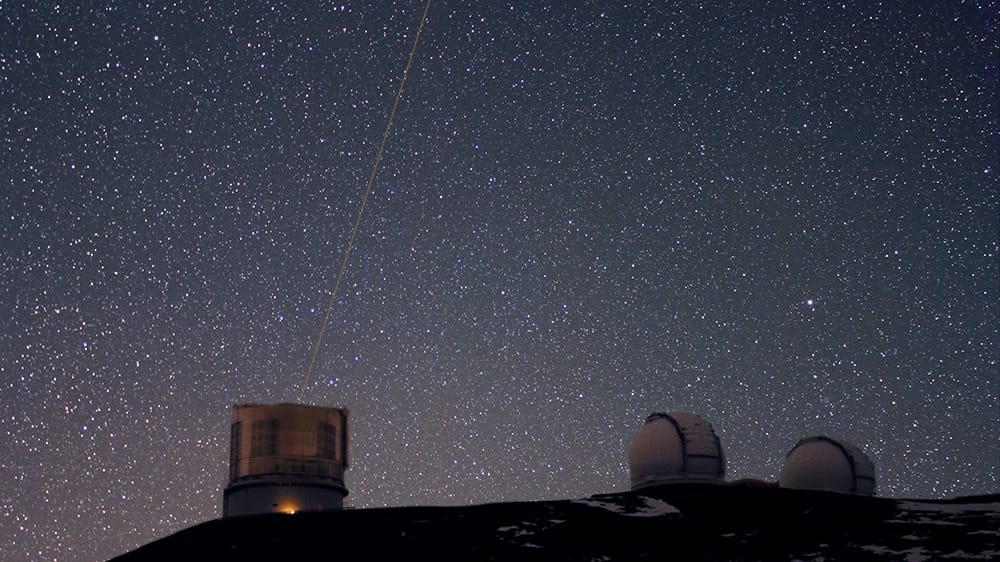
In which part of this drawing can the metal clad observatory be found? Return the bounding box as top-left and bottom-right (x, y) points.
(628, 412), (726, 490)
(778, 436), (876, 496)
(223, 403), (349, 516)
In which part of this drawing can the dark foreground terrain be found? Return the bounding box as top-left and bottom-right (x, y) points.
(113, 483), (999, 561)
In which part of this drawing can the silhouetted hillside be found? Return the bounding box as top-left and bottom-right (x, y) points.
(113, 483), (1000, 561)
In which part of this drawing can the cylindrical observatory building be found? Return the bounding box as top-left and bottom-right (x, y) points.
(223, 403), (349, 516)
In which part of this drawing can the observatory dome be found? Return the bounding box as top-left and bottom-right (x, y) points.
(628, 412), (726, 490)
(778, 436), (875, 496)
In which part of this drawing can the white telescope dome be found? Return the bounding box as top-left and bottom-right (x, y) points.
(628, 412), (726, 490)
(779, 436), (875, 496)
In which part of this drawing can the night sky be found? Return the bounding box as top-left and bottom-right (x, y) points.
(2, 1), (997, 560)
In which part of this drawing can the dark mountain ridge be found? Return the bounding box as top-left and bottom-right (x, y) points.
(113, 483), (999, 561)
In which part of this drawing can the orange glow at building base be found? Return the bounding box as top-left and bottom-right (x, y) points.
(276, 500), (299, 514)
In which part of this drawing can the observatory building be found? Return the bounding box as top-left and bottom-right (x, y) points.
(223, 403), (349, 516)
(628, 412), (726, 490)
(778, 436), (876, 496)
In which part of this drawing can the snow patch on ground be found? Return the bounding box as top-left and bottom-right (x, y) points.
(627, 497), (681, 517)
(496, 516), (567, 543)
(789, 553), (827, 561)
(858, 545), (932, 561)
(886, 518), (964, 527)
(573, 499), (624, 513)
(938, 549), (1000, 560)
(496, 522), (538, 537)
(888, 500), (1000, 533)
(572, 496), (680, 517)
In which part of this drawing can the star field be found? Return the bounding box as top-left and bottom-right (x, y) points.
(1, 1), (997, 560)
